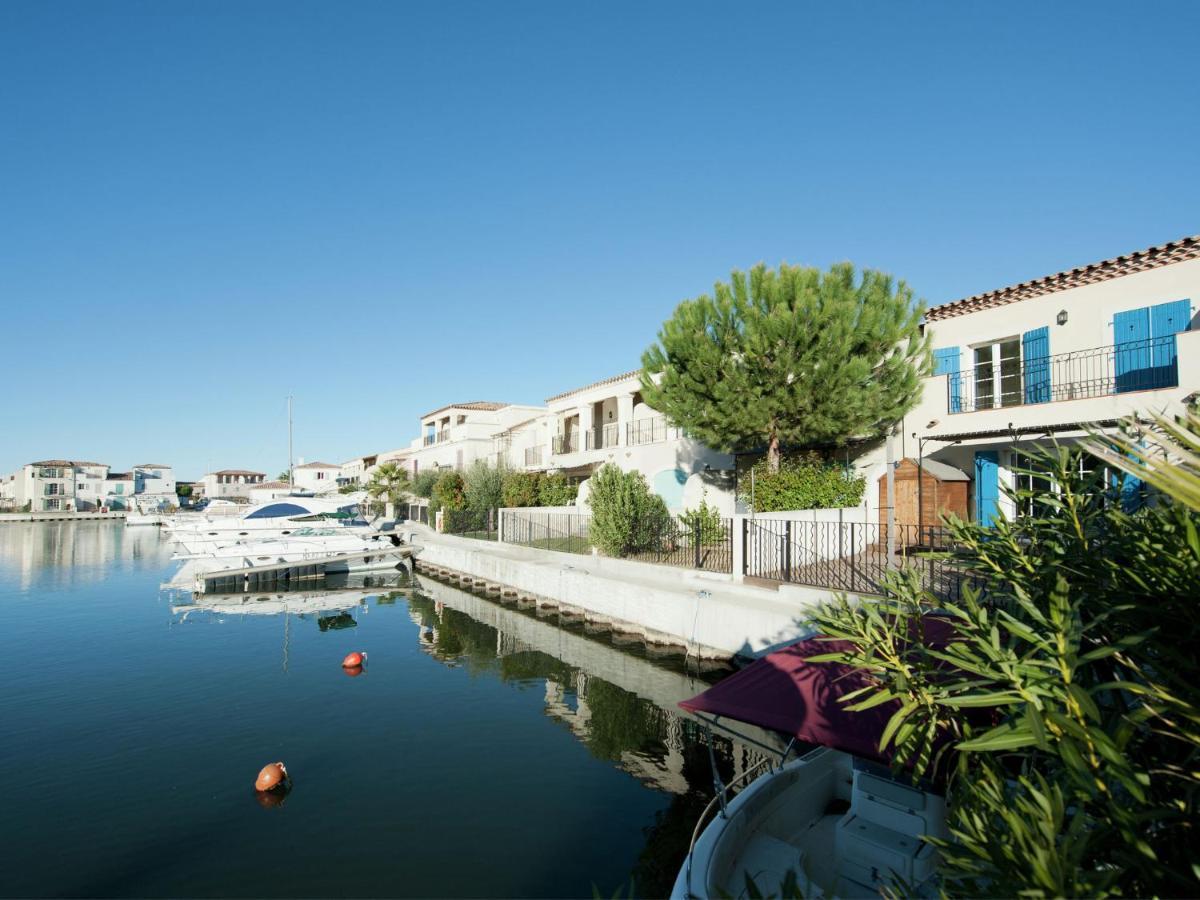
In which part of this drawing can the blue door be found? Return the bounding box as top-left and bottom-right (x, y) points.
(974, 451), (1000, 526)
(1022, 326), (1051, 404)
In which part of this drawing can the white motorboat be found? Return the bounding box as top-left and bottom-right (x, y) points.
(125, 512), (164, 526)
(671, 628), (953, 899)
(166, 496), (371, 553)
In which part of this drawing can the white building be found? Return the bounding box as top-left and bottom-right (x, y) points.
(539, 371), (735, 511)
(133, 464), (176, 501)
(862, 233), (1199, 525)
(249, 480), (296, 502)
(292, 461), (341, 493)
(200, 469), (266, 501)
(404, 402), (547, 478)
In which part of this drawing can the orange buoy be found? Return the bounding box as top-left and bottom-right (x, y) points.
(255, 761), (289, 793)
(343, 665), (364, 678)
(342, 651), (367, 668)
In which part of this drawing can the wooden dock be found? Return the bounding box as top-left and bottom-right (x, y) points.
(195, 546), (414, 594)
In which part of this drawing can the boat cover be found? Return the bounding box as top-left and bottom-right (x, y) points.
(679, 618), (957, 767)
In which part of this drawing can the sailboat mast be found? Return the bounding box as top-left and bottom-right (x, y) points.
(288, 394), (294, 489)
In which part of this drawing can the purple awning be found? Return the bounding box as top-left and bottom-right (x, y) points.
(680, 619), (957, 767)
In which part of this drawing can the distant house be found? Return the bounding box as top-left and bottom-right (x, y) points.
(11, 460), (110, 512)
(249, 480), (295, 502)
(103, 472), (136, 510)
(133, 464), (176, 500)
(200, 469), (266, 501)
(292, 461), (341, 493)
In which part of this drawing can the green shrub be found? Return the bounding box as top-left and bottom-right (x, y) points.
(411, 469), (439, 499)
(538, 471), (577, 507)
(737, 451), (864, 512)
(463, 460), (504, 512)
(501, 470), (541, 508)
(587, 464), (670, 557)
(431, 470), (466, 513)
(679, 495), (727, 545)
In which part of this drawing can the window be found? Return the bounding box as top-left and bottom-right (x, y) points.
(45, 483), (61, 496)
(40, 467), (60, 478)
(1012, 453), (1054, 518)
(316, 472), (326, 480)
(973, 339), (1022, 409)
(45, 498), (60, 510)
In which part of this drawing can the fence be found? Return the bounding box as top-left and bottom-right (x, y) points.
(499, 509), (733, 573)
(743, 519), (977, 602)
(443, 508), (499, 541)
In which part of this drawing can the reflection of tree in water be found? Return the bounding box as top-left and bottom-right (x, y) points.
(402, 587), (766, 898)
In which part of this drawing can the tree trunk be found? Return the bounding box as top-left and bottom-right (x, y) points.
(767, 432), (781, 473)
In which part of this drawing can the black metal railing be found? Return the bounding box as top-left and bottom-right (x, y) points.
(742, 519), (977, 602)
(583, 423), (621, 450)
(500, 510), (733, 573)
(950, 336), (1179, 414)
(443, 508), (498, 541)
(626, 416), (677, 445)
(552, 432), (580, 455)
(407, 503), (430, 525)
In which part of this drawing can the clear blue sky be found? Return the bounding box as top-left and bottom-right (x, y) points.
(2, 1), (1197, 480)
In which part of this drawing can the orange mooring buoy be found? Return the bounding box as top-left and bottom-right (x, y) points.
(343, 665), (364, 678)
(342, 651), (367, 668)
(255, 761), (289, 793)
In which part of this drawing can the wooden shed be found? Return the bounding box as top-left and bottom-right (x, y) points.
(878, 457), (970, 531)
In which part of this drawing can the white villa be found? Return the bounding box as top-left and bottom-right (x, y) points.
(404, 402), (547, 478)
(199, 469), (266, 501)
(292, 461), (341, 493)
(864, 233), (1198, 526)
(3, 460), (179, 511)
(538, 371), (733, 510)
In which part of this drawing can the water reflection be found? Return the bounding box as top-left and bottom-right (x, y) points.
(401, 574), (782, 897)
(0, 521), (163, 590)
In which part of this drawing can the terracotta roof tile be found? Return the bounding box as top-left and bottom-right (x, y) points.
(545, 370), (642, 404)
(928, 234), (1200, 321)
(420, 401), (509, 419)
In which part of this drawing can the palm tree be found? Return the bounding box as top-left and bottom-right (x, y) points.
(366, 462), (411, 514)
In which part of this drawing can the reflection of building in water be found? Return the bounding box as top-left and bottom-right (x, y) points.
(407, 578), (772, 796)
(0, 521), (165, 591)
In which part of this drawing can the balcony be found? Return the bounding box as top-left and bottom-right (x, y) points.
(626, 416), (677, 445)
(552, 432), (580, 455)
(422, 430), (451, 446)
(585, 423), (620, 450)
(949, 337), (1181, 414)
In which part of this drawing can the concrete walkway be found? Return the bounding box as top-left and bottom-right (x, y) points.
(0, 510), (128, 523)
(405, 524), (848, 661)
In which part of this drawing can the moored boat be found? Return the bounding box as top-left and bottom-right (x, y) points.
(672, 627), (954, 899)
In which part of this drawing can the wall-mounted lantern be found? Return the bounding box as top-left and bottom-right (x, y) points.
(1057, 309), (1069, 325)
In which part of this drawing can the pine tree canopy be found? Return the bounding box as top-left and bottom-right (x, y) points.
(639, 262), (930, 461)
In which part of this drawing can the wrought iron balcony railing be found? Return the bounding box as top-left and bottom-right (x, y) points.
(949, 336), (1180, 414)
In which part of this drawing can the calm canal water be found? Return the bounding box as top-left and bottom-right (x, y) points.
(0, 522), (765, 898)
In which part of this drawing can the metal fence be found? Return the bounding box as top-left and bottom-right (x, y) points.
(500, 510), (733, 573)
(743, 519), (977, 602)
(443, 508), (499, 541)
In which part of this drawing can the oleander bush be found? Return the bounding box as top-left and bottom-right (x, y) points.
(587, 464), (670, 557)
(431, 470), (466, 513)
(538, 471), (578, 507)
(501, 470), (541, 508)
(737, 451), (864, 512)
(808, 412), (1200, 897)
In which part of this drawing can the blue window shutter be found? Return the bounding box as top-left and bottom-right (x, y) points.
(1149, 299), (1190, 383)
(932, 347), (959, 375)
(1113, 306), (1151, 393)
(1022, 326), (1050, 404)
(933, 347), (962, 412)
(974, 451), (1000, 526)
